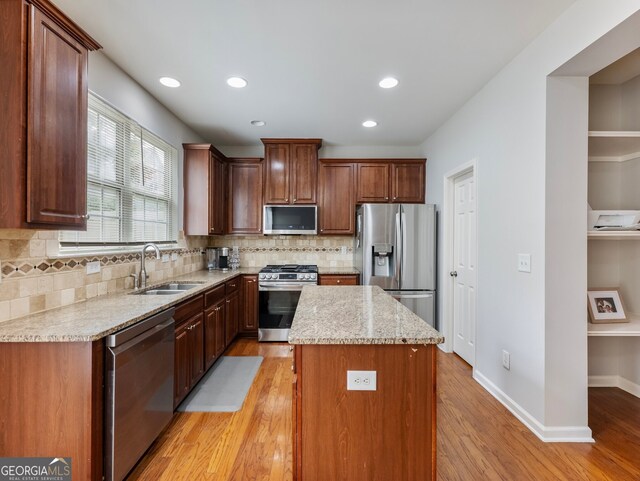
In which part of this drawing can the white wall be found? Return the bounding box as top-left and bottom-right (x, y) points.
(88, 52), (204, 230)
(420, 0), (640, 440)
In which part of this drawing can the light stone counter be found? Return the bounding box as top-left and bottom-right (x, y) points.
(288, 285), (444, 345)
(0, 268), (259, 342)
(317, 267), (360, 275)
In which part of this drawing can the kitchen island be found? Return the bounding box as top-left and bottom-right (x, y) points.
(289, 285), (444, 481)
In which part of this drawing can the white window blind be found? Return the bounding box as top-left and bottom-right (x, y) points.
(61, 93), (178, 247)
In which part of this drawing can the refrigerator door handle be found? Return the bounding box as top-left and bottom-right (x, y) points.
(401, 205), (407, 290)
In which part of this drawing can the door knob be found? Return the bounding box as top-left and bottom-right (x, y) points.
(450, 271), (458, 277)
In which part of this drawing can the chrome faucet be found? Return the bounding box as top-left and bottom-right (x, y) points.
(139, 243), (161, 289)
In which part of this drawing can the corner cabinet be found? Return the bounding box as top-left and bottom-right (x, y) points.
(183, 144), (227, 235)
(227, 158), (264, 234)
(0, 0), (101, 229)
(318, 161), (355, 235)
(262, 139), (322, 205)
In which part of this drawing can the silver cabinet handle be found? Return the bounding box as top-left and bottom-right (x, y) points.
(450, 271), (458, 277)
(40, 211), (90, 220)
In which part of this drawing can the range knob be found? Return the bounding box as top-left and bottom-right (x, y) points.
(259, 274), (265, 280)
(305, 274), (311, 279)
(310, 273), (316, 279)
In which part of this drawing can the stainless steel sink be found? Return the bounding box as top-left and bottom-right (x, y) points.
(131, 282), (205, 295)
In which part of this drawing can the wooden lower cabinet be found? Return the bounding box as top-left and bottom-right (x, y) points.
(188, 314), (204, 386)
(225, 290), (240, 345)
(293, 344), (437, 481)
(318, 274), (359, 286)
(174, 322), (191, 405)
(173, 295), (205, 408)
(240, 275), (259, 335)
(205, 300), (225, 369)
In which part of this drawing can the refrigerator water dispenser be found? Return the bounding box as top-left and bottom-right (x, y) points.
(372, 243), (394, 277)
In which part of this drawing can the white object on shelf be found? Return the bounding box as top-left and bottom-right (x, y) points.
(588, 210), (640, 231)
(588, 131), (640, 162)
(588, 316), (640, 336)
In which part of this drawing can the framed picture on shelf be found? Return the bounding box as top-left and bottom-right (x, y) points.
(587, 288), (629, 324)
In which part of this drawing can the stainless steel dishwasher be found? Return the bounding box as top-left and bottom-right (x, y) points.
(105, 308), (175, 481)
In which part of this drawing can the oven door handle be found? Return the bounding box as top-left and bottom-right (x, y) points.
(259, 284), (308, 291)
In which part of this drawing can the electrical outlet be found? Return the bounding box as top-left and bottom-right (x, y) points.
(347, 370), (377, 391)
(171, 252), (178, 261)
(502, 350), (511, 370)
(86, 261), (101, 275)
(341, 246), (348, 255)
(162, 254), (170, 263)
(517, 254), (531, 273)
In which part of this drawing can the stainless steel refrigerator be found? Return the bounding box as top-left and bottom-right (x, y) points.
(355, 204), (437, 328)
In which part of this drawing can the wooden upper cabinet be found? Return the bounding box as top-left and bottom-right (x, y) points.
(262, 139), (322, 205)
(183, 144), (227, 235)
(263, 144), (290, 204)
(290, 143), (318, 204)
(0, 0), (100, 229)
(227, 159), (263, 234)
(356, 163), (391, 203)
(391, 162), (425, 203)
(318, 161), (355, 235)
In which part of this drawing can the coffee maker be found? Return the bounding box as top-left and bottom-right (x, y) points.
(206, 247), (229, 271)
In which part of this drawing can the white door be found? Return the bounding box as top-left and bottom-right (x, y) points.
(452, 171), (476, 365)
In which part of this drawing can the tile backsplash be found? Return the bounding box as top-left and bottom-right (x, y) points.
(208, 235), (355, 268)
(0, 229), (208, 322)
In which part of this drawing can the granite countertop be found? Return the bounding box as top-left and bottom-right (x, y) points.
(288, 285), (444, 345)
(0, 268), (257, 343)
(317, 267), (360, 275)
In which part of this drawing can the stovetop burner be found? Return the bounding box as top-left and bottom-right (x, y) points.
(260, 264), (318, 274)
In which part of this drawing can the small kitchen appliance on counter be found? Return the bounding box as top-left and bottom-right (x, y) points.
(258, 264), (318, 341)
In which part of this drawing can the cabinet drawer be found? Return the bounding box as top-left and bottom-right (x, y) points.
(174, 295), (204, 325)
(204, 284), (226, 309)
(318, 274), (359, 286)
(225, 278), (240, 295)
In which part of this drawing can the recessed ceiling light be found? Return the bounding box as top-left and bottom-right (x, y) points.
(379, 77), (399, 89)
(362, 120), (378, 128)
(227, 77), (248, 88)
(251, 120), (266, 127)
(159, 77), (181, 88)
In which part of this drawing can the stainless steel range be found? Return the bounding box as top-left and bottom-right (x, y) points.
(258, 264), (318, 342)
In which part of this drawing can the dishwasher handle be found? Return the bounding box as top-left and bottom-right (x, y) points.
(106, 307), (175, 347)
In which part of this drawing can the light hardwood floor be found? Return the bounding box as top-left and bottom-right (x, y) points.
(126, 339), (640, 481)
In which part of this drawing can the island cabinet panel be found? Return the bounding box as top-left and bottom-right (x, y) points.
(240, 275), (259, 335)
(0, 341), (104, 481)
(294, 344), (436, 481)
(318, 161), (355, 235)
(227, 159), (263, 234)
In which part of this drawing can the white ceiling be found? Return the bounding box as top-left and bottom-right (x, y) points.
(55, 0), (576, 148)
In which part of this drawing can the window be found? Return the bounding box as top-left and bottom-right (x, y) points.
(61, 93), (178, 248)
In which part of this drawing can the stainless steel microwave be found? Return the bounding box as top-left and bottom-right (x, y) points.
(263, 205), (317, 235)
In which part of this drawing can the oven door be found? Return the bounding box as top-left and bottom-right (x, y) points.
(258, 284), (304, 341)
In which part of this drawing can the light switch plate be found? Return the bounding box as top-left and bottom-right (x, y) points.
(518, 254), (531, 273)
(86, 261), (101, 275)
(347, 370), (377, 391)
(502, 350), (511, 370)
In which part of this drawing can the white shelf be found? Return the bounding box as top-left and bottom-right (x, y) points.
(588, 231), (640, 240)
(588, 317), (640, 337)
(588, 131), (640, 162)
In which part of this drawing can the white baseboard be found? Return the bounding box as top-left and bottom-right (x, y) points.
(473, 370), (594, 443)
(589, 375), (640, 398)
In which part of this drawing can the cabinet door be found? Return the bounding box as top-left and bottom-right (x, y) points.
(391, 163), (425, 203)
(204, 306), (222, 368)
(264, 144), (290, 204)
(27, 6), (88, 228)
(225, 291), (240, 346)
(228, 162), (263, 234)
(214, 300), (226, 358)
(240, 275), (259, 334)
(209, 155), (226, 234)
(318, 162), (355, 235)
(189, 314), (204, 386)
(174, 323), (190, 407)
(356, 163), (390, 203)
(291, 144), (317, 204)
